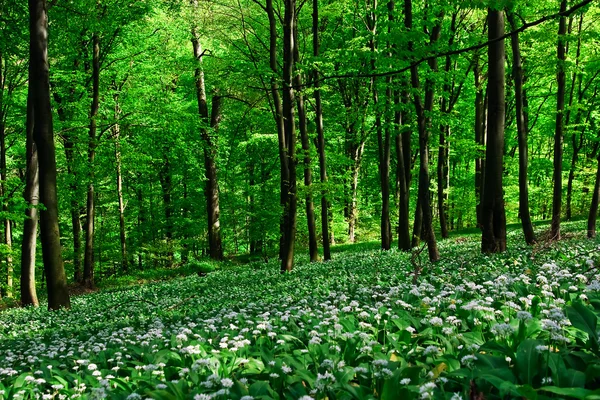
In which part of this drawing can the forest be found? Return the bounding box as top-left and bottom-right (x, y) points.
(2, 0), (600, 398)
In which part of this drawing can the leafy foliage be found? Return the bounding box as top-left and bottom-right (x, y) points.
(1, 222), (600, 398)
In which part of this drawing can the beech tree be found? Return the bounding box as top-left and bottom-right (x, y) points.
(480, 8), (506, 253)
(29, 0), (70, 310)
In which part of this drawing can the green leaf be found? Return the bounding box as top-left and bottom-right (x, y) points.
(567, 300), (599, 352)
(538, 386), (591, 399)
(515, 339), (543, 385)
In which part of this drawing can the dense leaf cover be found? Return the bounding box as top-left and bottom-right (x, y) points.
(1, 224), (600, 399)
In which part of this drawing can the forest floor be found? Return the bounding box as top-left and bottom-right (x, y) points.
(1, 220), (600, 399)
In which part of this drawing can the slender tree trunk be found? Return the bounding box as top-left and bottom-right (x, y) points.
(395, 90), (410, 250)
(20, 84), (39, 307)
(566, 15), (584, 221)
(113, 96), (128, 273)
(405, 0), (440, 261)
(264, 0), (288, 260)
(0, 118), (13, 298)
(83, 33), (99, 288)
(481, 9), (507, 253)
(437, 13), (458, 240)
(29, 0), (70, 310)
(158, 157), (173, 267)
(63, 137), (82, 282)
(313, 0), (331, 260)
(587, 154), (600, 238)
(507, 11), (536, 245)
(191, 26), (223, 261)
(136, 182), (144, 269)
(474, 54), (486, 229)
(293, 22), (319, 262)
(281, 0), (298, 272)
(348, 145), (364, 243)
(369, 0), (391, 250)
(551, 0), (568, 240)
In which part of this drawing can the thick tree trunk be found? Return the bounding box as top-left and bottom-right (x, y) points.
(587, 154), (600, 238)
(192, 27), (224, 261)
(280, 0), (298, 272)
(507, 11), (536, 245)
(29, 0), (70, 310)
(113, 97), (128, 273)
(313, 0), (331, 261)
(294, 23), (319, 262)
(83, 33), (100, 288)
(20, 85), (39, 307)
(481, 9), (507, 253)
(551, 0), (568, 240)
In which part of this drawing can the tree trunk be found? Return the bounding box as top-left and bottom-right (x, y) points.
(29, 0), (70, 310)
(395, 90), (410, 251)
(587, 154), (600, 238)
(113, 96), (128, 273)
(566, 15), (584, 221)
(64, 136), (82, 282)
(551, 0), (568, 240)
(20, 83), (39, 307)
(280, 0), (298, 272)
(369, 0), (391, 250)
(313, 0), (331, 261)
(294, 22), (319, 262)
(437, 123), (449, 239)
(348, 144), (364, 243)
(192, 26), (224, 261)
(265, 0), (288, 260)
(437, 13), (459, 240)
(507, 11), (536, 245)
(405, 0), (440, 261)
(481, 9), (507, 253)
(474, 54), (486, 229)
(158, 157), (173, 267)
(0, 117), (13, 298)
(83, 33), (99, 288)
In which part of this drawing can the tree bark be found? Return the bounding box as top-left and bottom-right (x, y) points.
(293, 21), (319, 262)
(587, 153), (600, 238)
(83, 33), (100, 288)
(113, 94), (128, 273)
(280, 0), (298, 272)
(474, 53), (486, 229)
(551, 0), (568, 240)
(29, 0), (70, 310)
(395, 89), (410, 251)
(192, 25), (224, 261)
(481, 9), (507, 253)
(405, 0), (440, 261)
(507, 11), (536, 245)
(264, 0), (288, 260)
(158, 157), (173, 266)
(20, 82), (39, 307)
(566, 14), (584, 221)
(313, 0), (331, 261)
(0, 115), (13, 298)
